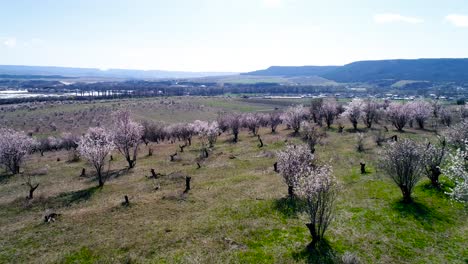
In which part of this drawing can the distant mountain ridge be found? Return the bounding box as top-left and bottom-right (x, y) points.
(243, 59), (468, 83)
(0, 65), (235, 79)
(244, 66), (340, 77)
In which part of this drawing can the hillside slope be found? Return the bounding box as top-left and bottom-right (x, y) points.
(244, 59), (468, 83)
(243, 66), (339, 77)
(322, 58), (468, 82)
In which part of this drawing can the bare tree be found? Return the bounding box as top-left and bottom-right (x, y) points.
(22, 172), (40, 199)
(380, 139), (424, 203)
(0, 128), (37, 174)
(111, 110), (144, 168)
(78, 127), (114, 187)
(297, 164), (337, 249)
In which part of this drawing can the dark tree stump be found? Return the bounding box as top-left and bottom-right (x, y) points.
(150, 169), (158, 178)
(148, 148), (153, 156)
(56, 158), (60, 162)
(273, 162), (278, 173)
(184, 176), (191, 193)
(110, 155), (114, 161)
(80, 168), (86, 177)
(197, 162), (201, 169)
(170, 152), (178, 161)
(360, 162), (366, 174)
(179, 145), (186, 152)
(122, 195), (130, 206)
(384, 126), (389, 132)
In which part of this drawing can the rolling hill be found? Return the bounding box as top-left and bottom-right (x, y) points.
(244, 58), (468, 83)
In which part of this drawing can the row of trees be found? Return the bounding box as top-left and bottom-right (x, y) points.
(272, 113), (467, 249)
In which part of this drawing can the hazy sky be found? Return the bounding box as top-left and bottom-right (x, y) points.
(1, 0), (468, 72)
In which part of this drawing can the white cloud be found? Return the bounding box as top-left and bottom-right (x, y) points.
(445, 14), (468, 27)
(262, 0), (282, 8)
(3, 37), (17, 47)
(373, 13), (423, 24)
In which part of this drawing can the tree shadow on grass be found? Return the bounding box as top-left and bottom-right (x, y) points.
(44, 186), (101, 208)
(273, 197), (307, 218)
(0, 172), (14, 184)
(82, 168), (129, 185)
(420, 181), (453, 198)
(391, 199), (451, 225)
(292, 240), (338, 264)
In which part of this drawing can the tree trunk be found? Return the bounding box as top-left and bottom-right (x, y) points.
(306, 223), (320, 249)
(127, 159), (135, 169)
(233, 133), (238, 143)
(184, 176), (191, 193)
(360, 163), (366, 174)
(123, 195), (130, 206)
(28, 184), (39, 199)
(273, 162), (278, 173)
(431, 167), (441, 188)
(401, 187), (412, 203)
(98, 171), (104, 187)
(288, 185), (294, 198)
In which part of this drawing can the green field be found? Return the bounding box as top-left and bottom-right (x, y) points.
(0, 98), (466, 263)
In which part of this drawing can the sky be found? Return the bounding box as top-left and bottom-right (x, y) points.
(1, 0), (468, 72)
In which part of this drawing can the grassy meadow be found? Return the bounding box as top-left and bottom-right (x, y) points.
(0, 97), (467, 264)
